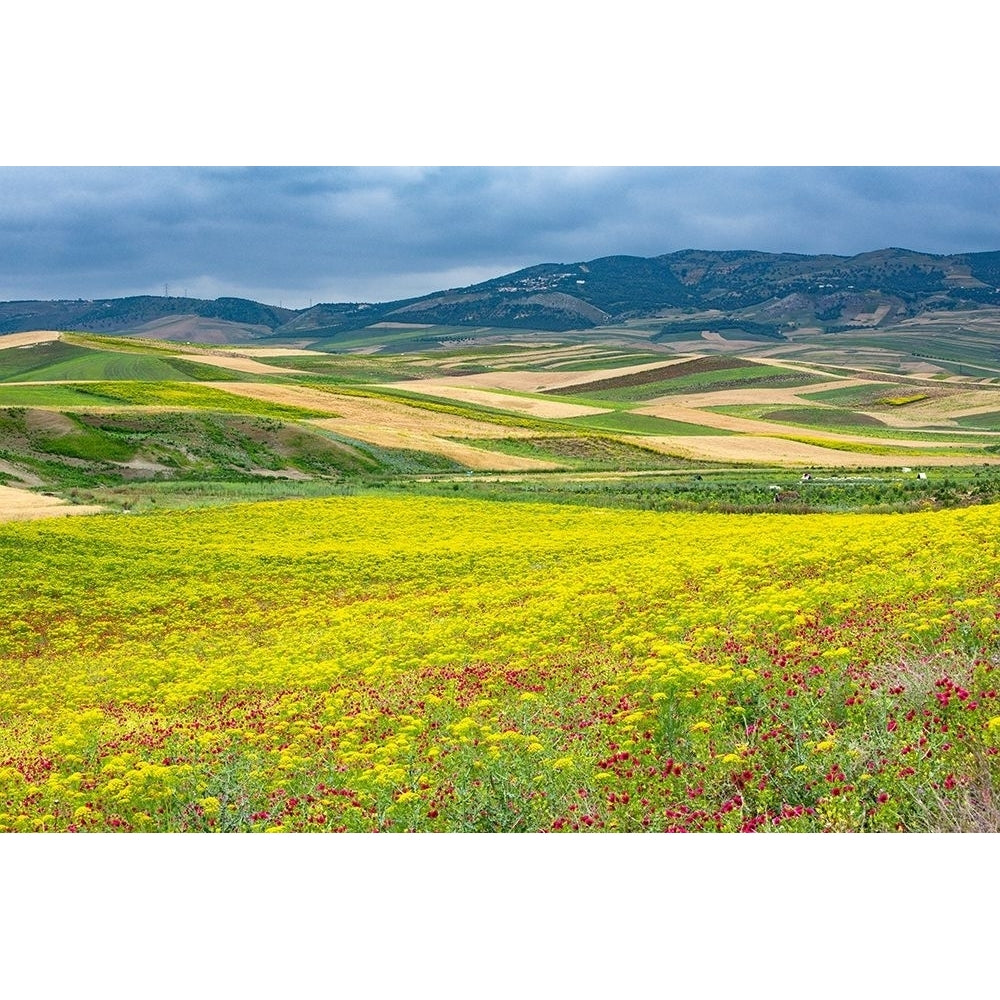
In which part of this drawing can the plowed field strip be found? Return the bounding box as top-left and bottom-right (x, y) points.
(388, 358), (695, 395)
(878, 391), (1000, 421)
(633, 435), (1000, 467)
(381, 382), (614, 417)
(198, 348), (329, 358)
(634, 401), (978, 448)
(0, 485), (105, 522)
(167, 354), (309, 375)
(0, 459), (43, 486)
(308, 419), (559, 471)
(0, 330), (64, 349)
(204, 381), (546, 436)
(651, 379), (872, 408)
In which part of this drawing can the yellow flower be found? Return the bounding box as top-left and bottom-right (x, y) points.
(198, 796), (221, 819)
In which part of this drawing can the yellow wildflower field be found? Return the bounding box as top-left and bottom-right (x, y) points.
(2, 496), (999, 831)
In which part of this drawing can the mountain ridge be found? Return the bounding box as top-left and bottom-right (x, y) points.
(4, 247), (1000, 341)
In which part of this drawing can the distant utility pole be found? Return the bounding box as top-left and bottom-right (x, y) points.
(164, 283), (169, 298)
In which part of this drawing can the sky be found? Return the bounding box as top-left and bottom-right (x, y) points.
(5, 6), (997, 312)
(3, 165), (1000, 309)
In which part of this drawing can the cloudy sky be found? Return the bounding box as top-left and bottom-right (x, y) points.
(2, 166), (1000, 309)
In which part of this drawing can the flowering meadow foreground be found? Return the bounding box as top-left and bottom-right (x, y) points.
(2, 495), (1000, 832)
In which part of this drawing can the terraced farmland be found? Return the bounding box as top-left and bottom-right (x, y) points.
(5, 327), (1000, 523)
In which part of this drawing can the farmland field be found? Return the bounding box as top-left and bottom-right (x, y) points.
(3, 495), (1000, 833)
(5, 329), (1000, 510)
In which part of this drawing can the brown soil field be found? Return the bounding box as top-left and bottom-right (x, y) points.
(634, 403), (821, 435)
(658, 339), (728, 354)
(745, 344), (822, 359)
(308, 418), (558, 471)
(633, 435), (1000, 468)
(113, 458), (173, 473)
(0, 330), (64, 349)
(196, 347), (329, 358)
(247, 467), (313, 480)
(545, 353), (638, 369)
(483, 345), (617, 367)
(203, 382), (345, 414)
(0, 458), (42, 486)
(852, 304), (893, 326)
(367, 322), (435, 329)
(894, 310), (1000, 329)
(876, 390), (1000, 422)
(641, 379), (870, 408)
(168, 353), (310, 376)
(550, 356), (759, 396)
(130, 315), (273, 343)
(381, 381), (614, 418)
(633, 401), (982, 450)
(0, 485), (105, 522)
(699, 330), (774, 351)
(898, 361), (947, 375)
(25, 410), (79, 434)
(206, 382), (540, 439)
(388, 359), (690, 396)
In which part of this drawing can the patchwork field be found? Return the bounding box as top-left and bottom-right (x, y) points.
(4, 328), (1000, 523)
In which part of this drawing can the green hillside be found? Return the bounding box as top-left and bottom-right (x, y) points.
(0, 340), (252, 383)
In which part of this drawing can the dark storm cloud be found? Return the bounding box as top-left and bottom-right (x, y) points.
(2, 166), (1000, 307)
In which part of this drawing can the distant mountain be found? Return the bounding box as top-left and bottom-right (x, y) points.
(261, 247), (1000, 337)
(0, 296), (297, 342)
(308, 248), (1000, 335)
(4, 248), (1000, 342)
